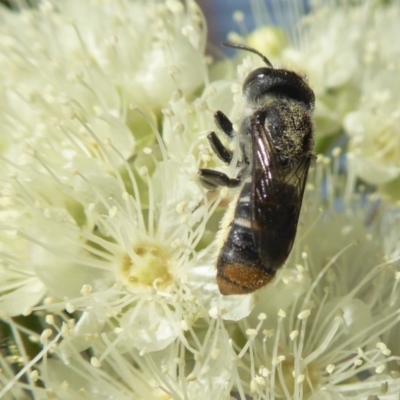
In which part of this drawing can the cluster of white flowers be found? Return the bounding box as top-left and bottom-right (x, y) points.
(244, 0), (400, 195)
(0, 0), (400, 399)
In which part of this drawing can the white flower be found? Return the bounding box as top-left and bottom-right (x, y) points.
(342, 1), (400, 190)
(41, 315), (234, 399)
(240, 2), (365, 138)
(240, 0), (400, 192)
(215, 156), (400, 399)
(0, 0), (253, 367)
(4, 152), (400, 400)
(0, 186), (47, 317)
(7, 126), (223, 353)
(345, 72), (400, 189)
(163, 79), (240, 164)
(0, 0), (206, 114)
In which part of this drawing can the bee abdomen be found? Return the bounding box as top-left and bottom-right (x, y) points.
(216, 183), (274, 295)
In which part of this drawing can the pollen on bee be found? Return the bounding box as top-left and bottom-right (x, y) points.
(217, 263), (273, 295)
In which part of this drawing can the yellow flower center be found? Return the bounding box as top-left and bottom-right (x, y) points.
(120, 242), (173, 289)
(278, 356), (320, 396)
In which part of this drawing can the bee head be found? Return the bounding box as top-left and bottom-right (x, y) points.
(222, 42), (315, 110)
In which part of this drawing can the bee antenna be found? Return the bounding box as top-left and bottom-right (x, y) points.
(222, 42), (274, 69)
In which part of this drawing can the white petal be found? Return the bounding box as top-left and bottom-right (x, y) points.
(119, 302), (178, 352)
(0, 277), (46, 317)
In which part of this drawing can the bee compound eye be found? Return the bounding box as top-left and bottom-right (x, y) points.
(243, 67), (271, 89)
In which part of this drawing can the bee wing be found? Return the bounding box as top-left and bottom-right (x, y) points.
(251, 123), (312, 267)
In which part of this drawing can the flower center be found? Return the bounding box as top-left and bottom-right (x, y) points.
(279, 356), (320, 396)
(120, 242), (173, 289)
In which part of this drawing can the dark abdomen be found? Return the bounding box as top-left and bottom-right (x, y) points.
(216, 182), (299, 295)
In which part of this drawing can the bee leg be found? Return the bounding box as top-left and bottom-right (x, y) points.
(207, 132), (232, 164)
(198, 169), (241, 190)
(214, 111), (234, 139)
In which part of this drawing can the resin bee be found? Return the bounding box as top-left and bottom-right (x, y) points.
(199, 43), (315, 295)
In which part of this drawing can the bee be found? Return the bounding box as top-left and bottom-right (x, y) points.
(199, 42), (315, 295)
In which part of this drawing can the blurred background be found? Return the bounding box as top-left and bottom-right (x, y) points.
(197, 0), (311, 55)
(0, 0), (311, 57)
(197, 0), (255, 49)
